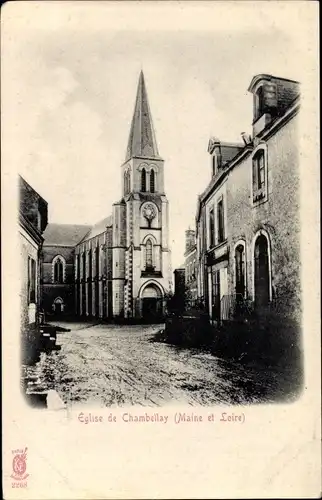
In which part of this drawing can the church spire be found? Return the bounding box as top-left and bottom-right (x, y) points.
(125, 71), (160, 162)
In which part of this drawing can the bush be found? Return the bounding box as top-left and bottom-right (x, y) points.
(212, 312), (302, 367)
(164, 313), (213, 348)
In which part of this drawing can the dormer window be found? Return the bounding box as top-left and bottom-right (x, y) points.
(249, 79), (280, 137)
(212, 152), (222, 176)
(251, 80), (278, 124)
(212, 156), (217, 176)
(254, 86), (265, 121)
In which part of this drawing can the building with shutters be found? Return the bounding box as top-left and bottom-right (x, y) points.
(196, 74), (301, 328)
(19, 176), (48, 364)
(42, 71), (172, 321)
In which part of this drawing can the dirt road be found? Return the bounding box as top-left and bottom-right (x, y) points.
(40, 323), (297, 407)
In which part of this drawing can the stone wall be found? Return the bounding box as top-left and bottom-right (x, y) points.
(227, 114), (300, 321)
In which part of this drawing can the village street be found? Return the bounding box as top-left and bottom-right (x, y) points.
(37, 323), (296, 407)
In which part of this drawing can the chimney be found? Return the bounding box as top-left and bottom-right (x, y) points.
(185, 229), (196, 254)
(241, 132), (252, 145)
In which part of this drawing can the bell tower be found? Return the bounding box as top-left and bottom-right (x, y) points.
(118, 71), (171, 319)
(122, 71), (165, 197)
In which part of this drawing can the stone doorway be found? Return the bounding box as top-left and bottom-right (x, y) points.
(140, 283), (163, 321)
(142, 297), (158, 320)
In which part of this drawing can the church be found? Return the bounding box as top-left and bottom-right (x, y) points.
(42, 72), (172, 321)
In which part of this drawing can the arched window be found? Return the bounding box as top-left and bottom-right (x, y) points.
(75, 255), (79, 280)
(235, 244), (246, 299)
(252, 148), (266, 203)
(124, 171), (131, 195)
(141, 168), (146, 192)
(88, 250), (92, 280)
(100, 246), (104, 276)
(124, 171), (128, 195)
(95, 246), (99, 277)
(53, 258), (64, 283)
(150, 169), (155, 193)
(81, 252), (85, 280)
(254, 234), (270, 307)
(146, 239), (153, 269)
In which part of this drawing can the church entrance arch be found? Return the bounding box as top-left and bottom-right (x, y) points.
(139, 282), (164, 322)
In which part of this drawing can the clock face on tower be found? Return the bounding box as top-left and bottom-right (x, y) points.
(143, 203), (156, 221)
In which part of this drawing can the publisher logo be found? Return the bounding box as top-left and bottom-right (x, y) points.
(11, 448), (29, 482)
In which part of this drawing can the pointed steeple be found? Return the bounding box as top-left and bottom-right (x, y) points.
(125, 71), (160, 162)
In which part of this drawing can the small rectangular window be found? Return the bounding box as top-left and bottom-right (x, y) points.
(209, 208), (215, 248)
(217, 198), (225, 244)
(28, 257), (36, 304)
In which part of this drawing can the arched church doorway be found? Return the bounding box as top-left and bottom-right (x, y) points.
(52, 297), (64, 315)
(141, 284), (163, 321)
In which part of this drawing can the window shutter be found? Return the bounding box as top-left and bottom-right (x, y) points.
(252, 158), (258, 194)
(263, 82), (278, 110)
(258, 153), (265, 188)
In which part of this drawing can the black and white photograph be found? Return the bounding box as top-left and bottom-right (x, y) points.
(2, 1), (320, 498)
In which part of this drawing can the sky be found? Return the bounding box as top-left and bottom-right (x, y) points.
(3, 1), (313, 270)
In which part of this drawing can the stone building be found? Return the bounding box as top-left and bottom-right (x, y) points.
(19, 176), (48, 363)
(184, 229), (198, 303)
(74, 217), (113, 318)
(41, 224), (89, 317)
(42, 71), (172, 321)
(196, 74), (300, 327)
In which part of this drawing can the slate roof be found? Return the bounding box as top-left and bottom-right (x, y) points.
(125, 71), (161, 162)
(221, 144), (244, 165)
(80, 215), (113, 243)
(43, 223), (91, 246)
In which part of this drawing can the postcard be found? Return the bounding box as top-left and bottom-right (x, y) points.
(1, 1), (321, 498)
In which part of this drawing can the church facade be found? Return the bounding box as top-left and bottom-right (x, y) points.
(42, 72), (172, 321)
